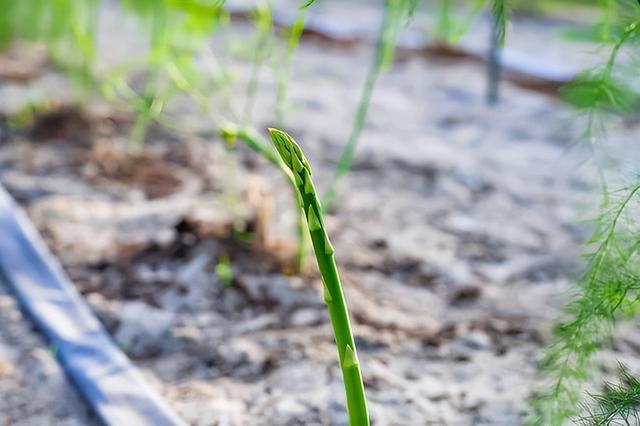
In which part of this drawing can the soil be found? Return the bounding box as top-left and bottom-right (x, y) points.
(1, 1), (640, 426)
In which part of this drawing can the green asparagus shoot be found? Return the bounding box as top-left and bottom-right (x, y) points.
(269, 128), (369, 426)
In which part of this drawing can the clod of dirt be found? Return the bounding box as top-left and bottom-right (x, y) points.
(449, 285), (482, 306)
(87, 139), (191, 200)
(29, 106), (92, 143)
(234, 275), (323, 312)
(204, 338), (272, 379)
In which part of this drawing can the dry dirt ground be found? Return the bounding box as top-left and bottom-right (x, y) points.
(1, 2), (640, 426)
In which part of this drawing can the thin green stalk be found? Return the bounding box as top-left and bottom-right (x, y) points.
(203, 46), (240, 123)
(323, 0), (415, 209)
(243, 0), (274, 125)
(599, 0), (617, 42)
(273, 10), (309, 267)
(436, 0), (452, 41)
(130, 1), (168, 151)
(65, 0), (100, 103)
(491, 0), (508, 46)
(322, 49), (379, 209)
(222, 124), (280, 167)
(269, 128), (369, 426)
(221, 124), (308, 272)
(604, 21), (638, 77)
(275, 11), (306, 127)
(322, 10), (387, 209)
(486, 0), (507, 104)
(435, 0), (488, 44)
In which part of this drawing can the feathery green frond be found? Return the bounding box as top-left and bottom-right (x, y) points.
(578, 366), (640, 426)
(562, 72), (638, 113)
(528, 182), (640, 425)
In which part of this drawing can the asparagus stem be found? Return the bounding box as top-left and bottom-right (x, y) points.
(268, 128), (369, 426)
(322, 0), (415, 210)
(221, 124), (309, 272)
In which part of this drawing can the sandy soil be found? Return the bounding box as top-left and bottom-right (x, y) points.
(2, 2), (640, 426)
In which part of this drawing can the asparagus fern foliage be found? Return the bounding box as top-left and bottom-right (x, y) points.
(528, 182), (640, 425)
(578, 365), (640, 426)
(529, 4), (640, 422)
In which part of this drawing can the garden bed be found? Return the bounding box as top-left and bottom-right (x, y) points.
(2, 2), (640, 425)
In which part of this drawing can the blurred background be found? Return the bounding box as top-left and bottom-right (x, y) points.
(1, 0), (640, 425)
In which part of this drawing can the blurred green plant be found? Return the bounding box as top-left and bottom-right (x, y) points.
(269, 128), (369, 426)
(323, 0), (512, 208)
(492, 0), (508, 45)
(562, 18), (640, 122)
(274, 11), (306, 127)
(323, 0), (417, 209)
(434, 0), (500, 44)
(528, 2), (640, 424)
(242, 0), (275, 125)
(6, 101), (52, 129)
(528, 181), (640, 425)
(0, 0), (100, 100)
(215, 254), (234, 288)
(117, 0), (228, 149)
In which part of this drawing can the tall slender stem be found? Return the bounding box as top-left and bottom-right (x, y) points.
(269, 128), (369, 426)
(486, 3), (502, 105)
(322, 2), (391, 210)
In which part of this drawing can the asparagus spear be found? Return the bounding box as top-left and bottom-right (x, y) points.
(268, 128), (369, 426)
